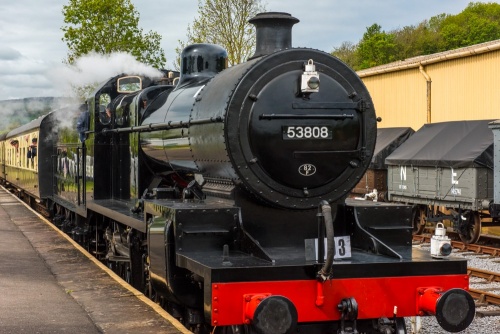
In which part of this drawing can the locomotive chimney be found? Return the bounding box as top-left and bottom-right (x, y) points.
(249, 12), (299, 59)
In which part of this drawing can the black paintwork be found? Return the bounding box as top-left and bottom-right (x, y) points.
(0, 11), (474, 333)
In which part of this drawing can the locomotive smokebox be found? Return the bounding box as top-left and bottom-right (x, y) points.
(249, 12), (299, 59)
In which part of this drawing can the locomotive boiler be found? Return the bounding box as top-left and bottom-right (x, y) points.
(0, 11), (475, 334)
(141, 15), (374, 209)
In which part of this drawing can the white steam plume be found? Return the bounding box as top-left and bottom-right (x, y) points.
(50, 52), (165, 97)
(1, 52), (163, 134)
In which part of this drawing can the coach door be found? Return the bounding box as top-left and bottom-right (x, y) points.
(54, 143), (86, 210)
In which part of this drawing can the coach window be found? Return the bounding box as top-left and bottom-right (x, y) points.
(28, 137), (37, 169)
(21, 137), (26, 168)
(22, 137), (26, 168)
(10, 140), (19, 166)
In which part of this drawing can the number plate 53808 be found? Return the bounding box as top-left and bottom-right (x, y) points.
(282, 126), (332, 140)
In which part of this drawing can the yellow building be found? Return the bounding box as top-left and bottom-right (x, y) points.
(357, 40), (500, 130)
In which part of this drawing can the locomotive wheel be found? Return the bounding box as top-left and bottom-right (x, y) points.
(62, 207), (75, 233)
(52, 203), (64, 229)
(54, 203), (62, 216)
(370, 318), (407, 334)
(459, 211), (481, 244)
(394, 317), (407, 334)
(129, 234), (146, 291)
(412, 205), (427, 235)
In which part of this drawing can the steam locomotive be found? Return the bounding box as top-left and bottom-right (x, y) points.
(0, 12), (475, 334)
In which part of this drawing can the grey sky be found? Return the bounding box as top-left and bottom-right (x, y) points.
(0, 0), (483, 101)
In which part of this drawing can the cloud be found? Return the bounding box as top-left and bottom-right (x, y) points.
(0, 51), (57, 100)
(0, 46), (22, 61)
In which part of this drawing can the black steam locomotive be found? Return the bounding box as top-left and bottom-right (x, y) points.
(0, 12), (475, 334)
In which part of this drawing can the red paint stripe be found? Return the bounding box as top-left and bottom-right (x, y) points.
(211, 275), (469, 326)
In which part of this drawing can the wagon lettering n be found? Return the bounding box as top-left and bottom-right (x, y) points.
(399, 166), (407, 190)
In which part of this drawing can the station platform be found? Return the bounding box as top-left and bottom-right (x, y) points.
(0, 187), (189, 334)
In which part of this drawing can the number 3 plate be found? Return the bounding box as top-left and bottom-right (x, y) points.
(334, 236), (351, 259)
(312, 236), (352, 260)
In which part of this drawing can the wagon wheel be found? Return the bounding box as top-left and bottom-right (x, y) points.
(412, 205), (427, 235)
(458, 211), (481, 244)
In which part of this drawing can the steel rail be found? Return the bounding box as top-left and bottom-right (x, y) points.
(468, 267), (500, 283)
(468, 288), (500, 306)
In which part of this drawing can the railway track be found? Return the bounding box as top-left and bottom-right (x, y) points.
(468, 268), (500, 317)
(467, 268), (500, 308)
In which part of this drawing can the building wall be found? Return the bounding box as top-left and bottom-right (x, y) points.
(359, 44), (500, 131)
(362, 68), (427, 130)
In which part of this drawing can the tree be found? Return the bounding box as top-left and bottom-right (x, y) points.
(175, 0), (266, 67)
(356, 24), (398, 70)
(331, 41), (358, 69)
(391, 22), (443, 60)
(439, 2), (500, 50)
(331, 2), (500, 70)
(61, 0), (166, 68)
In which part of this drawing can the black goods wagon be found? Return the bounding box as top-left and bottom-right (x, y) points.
(386, 120), (495, 243)
(350, 127), (414, 201)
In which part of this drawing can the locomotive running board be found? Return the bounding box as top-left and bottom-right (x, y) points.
(88, 199), (144, 232)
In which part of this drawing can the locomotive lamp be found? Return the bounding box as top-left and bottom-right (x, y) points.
(430, 223), (452, 258)
(301, 59), (320, 93)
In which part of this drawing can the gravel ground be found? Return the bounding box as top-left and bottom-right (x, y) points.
(405, 314), (500, 334)
(405, 244), (500, 333)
